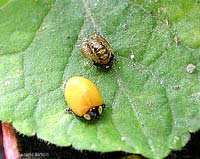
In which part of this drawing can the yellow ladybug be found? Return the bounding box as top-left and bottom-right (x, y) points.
(64, 76), (105, 121)
(80, 33), (114, 70)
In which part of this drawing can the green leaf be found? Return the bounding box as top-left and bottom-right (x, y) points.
(0, 0), (200, 159)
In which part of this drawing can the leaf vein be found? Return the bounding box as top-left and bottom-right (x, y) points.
(117, 78), (157, 156)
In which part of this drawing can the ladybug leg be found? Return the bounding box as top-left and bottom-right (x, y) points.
(65, 107), (73, 114)
(101, 104), (105, 108)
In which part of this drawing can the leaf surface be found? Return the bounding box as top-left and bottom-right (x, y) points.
(0, 1), (200, 158)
